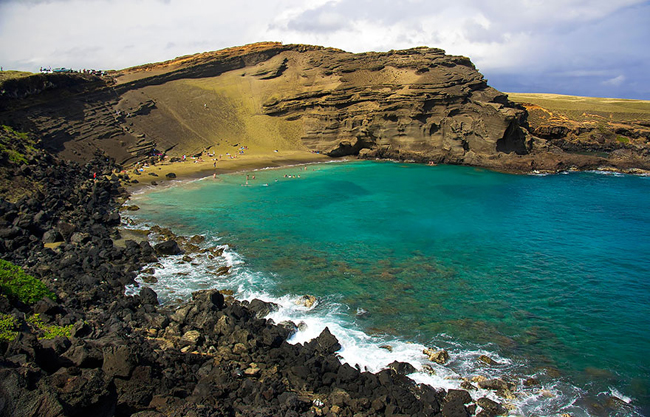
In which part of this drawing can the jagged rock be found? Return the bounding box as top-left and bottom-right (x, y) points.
(180, 330), (202, 346)
(295, 294), (317, 308)
(523, 377), (540, 387)
(247, 298), (278, 318)
(478, 354), (500, 366)
(478, 378), (516, 392)
(476, 397), (506, 416)
(388, 361), (417, 376)
(153, 240), (182, 255)
(441, 389), (473, 417)
(42, 229), (63, 243)
(139, 287), (158, 306)
(214, 265), (230, 276)
(306, 327), (341, 355)
(102, 345), (135, 378)
(424, 347), (450, 364)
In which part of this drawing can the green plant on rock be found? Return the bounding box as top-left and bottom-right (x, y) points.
(27, 313), (73, 340)
(0, 314), (18, 341)
(0, 125), (37, 164)
(616, 136), (630, 144)
(0, 259), (56, 305)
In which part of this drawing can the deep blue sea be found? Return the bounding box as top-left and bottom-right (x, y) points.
(125, 161), (650, 416)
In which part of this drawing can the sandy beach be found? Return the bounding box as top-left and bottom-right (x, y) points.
(122, 150), (334, 191)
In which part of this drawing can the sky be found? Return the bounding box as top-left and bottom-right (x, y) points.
(0, 0), (649, 99)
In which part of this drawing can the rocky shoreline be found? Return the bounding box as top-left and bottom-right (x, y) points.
(0, 148), (525, 416)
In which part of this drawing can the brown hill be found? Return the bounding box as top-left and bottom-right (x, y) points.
(507, 93), (650, 162)
(1, 42), (649, 173)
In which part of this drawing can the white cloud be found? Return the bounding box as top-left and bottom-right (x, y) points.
(0, 0), (648, 98)
(602, 75), (626, 87)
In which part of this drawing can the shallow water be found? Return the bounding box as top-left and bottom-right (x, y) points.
(126, 161), (650, 416)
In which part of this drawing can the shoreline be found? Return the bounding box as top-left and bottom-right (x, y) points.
(122, 150), (335, 192)
(1, 149), (644, 416)
(123, 161), (648, 416)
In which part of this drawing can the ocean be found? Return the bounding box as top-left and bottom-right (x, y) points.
(124, 161), (650, 416)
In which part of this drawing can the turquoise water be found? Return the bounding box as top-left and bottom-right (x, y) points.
(127, 161), (650, 415)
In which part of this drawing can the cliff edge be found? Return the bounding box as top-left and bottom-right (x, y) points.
(1, 42), (649, 173)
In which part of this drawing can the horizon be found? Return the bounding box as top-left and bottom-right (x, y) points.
(1, 0), (649, 100)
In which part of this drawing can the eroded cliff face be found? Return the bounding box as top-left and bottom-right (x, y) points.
(1, 42), (648, 172)
(258, 47), (529, 164)
(0, 43), (531, 168)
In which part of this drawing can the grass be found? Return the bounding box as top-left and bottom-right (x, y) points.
(0, 70), (33, 84)
(0, 125), (37, 164)
(0, 259), (56, 305)
(506, 92), (650, 123)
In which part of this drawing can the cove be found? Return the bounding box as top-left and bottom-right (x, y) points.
(126, 161), (650, 416)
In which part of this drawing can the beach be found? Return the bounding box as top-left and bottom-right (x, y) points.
(122, 150), (333, 190)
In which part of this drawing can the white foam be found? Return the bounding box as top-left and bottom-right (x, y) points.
(607, 387), (633, 404)
(124, 222), (640, 416)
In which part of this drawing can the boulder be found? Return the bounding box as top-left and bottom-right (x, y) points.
(153, 240), (182, 255)
(478, 354), (500, 366)
(248, 298), (278, 318)
(478, 378), (516, 392)
(165, 172), (176, 179)
(139, 287), (158, 306)
(102, 345), (135, 378)
(295, 294), (317, 308)
(388, 361), (417, 376)
(424, 348), (450, 364)
(70, 232), (91, 245)
(306, 327), (341, 354)
(476, 397), (506, 416)
(42, 230), (63, 243)
(180, 330), (202, 346)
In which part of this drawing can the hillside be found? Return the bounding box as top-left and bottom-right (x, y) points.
(1, 43), (649, 173)
(507, 93), (650, 164)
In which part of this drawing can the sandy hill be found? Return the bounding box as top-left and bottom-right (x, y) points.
(1, 42), (649, 173)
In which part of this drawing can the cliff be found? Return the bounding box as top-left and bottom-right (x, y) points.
(1, 42), (649, 173)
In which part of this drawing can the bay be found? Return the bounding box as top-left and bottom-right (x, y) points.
(126, 161), (650, 416)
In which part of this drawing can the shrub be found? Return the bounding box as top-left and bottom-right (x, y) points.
(0, 259), (56, 305)
(27, 314), (73, 340)
(616, 136), (630, 144)
(0, 314), (18, 341)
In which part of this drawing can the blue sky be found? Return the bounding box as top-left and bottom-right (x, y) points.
(1, 0), (648, 99)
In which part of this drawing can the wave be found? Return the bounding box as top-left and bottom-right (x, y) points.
(122, 223), (645, 417)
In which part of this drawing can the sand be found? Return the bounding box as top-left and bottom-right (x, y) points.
(122, 149), (334, 192)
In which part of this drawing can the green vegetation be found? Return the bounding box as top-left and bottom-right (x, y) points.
(506, 92), (650, 123)
(27, 314), (73, 340)
(0, 70), (33, 84)
(0, 259), (56, 305)
(0, 314), (18, 341)
(0, 125), (37, 164)
(616, 136), (630, 144)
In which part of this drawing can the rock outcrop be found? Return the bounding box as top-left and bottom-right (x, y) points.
(1, 42), (532, 172)
(1, 41), (649, 174)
